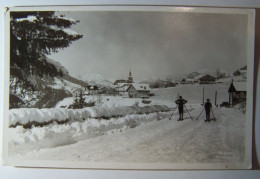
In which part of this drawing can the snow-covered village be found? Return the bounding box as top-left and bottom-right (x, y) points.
(4, 9), (253, 169)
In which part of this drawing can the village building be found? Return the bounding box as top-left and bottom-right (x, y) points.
(115, 83), (131, 96)
(198, 74), (216, 84)
(84, 85), (99, 95)
(238, 69), (247, 78)
(162, 80), (178, 88)
(98, 86), (116, 95)
(114, 79), (127, 85)
(228, 81), (246, 107)
(114, 69), (134, 85)
(127, 69), (134, 83)
(127, 84), (151, 98)
(180, 78), (195, 84)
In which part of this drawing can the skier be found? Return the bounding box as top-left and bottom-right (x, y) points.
(204, 98), (212, 122)
(175, 96), (187, 121)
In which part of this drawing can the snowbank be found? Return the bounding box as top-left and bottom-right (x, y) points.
(8, 112), (170, 156)
(9, 105), (170, 128)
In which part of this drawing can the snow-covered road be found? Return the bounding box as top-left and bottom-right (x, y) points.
(12, 107), (245, 164)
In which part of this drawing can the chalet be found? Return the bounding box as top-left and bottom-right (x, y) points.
(115, 83), (131, 96)
(180, 78), (195, 84)
(84, 85), (99, 95)
(127, 84), (151, 98)
(228, 81), (246, 106)
(198, 74), (216, 84)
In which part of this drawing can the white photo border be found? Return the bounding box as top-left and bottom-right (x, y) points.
(2, 5), (255, 170)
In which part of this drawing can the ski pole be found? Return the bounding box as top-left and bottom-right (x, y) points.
(211, 108), (216, 121)
(196, 109), (204, 120)
(169, 105), (177, 120)
(184, 104), (193, 119)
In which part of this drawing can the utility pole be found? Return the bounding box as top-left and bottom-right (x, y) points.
(202, 87), (204, 105)
(215, 91), (217, 107)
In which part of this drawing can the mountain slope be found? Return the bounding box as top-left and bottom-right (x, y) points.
(78, 74), (113, 87)
(9, 58), (88, 109)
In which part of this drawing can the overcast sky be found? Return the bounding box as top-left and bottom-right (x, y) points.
(49, 10), (248, 82)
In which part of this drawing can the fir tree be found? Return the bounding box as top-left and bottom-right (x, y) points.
(10, 11), (83, 91)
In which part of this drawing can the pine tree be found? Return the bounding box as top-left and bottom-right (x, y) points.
(10, 11), (83, 91)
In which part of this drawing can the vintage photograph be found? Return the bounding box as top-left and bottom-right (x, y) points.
(3, 6), (254, 169)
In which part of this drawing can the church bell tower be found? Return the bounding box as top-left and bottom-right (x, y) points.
(127, 69), (133, 83)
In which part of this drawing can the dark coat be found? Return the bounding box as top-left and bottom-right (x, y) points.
(204, 101), (212, 112)
(175, 99), (187, 110)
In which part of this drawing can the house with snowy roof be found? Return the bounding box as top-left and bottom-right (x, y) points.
(180, 78), (195, 84)
(238, 69), (247, 78)
(115, 83), (131, 96)
(228, 81), (246, 106)
(198, 74), (216, 84)
(84, 85), (99, 95)
(126, 84), (151, 98)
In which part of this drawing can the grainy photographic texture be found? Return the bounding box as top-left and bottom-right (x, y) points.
(3, 6), (255, 169)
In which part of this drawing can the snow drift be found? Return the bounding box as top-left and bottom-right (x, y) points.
(9, 105), (170, 128)
(8, 111), (170, 156)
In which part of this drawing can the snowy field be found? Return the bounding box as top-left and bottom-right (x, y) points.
(7, 83), (247, 164)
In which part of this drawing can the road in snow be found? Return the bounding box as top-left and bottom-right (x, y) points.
(11, 106), (245, 163)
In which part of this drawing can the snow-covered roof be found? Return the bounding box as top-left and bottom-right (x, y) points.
(116, 83), (130, 91)
(239, 70), (247, 74)
(116, 83), (130, 87)
(186, 78), (195, 82)
(198, 74), (216, 80)
(193, 74), (205, 80)
(129, 84), (150, 91)
(233, 82), (246, 92)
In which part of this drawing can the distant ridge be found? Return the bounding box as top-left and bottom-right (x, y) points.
(63, 74), (89, 87)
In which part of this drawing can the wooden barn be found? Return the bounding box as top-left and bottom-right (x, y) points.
(198, 74), (216, 84)
(127, 84), (150, 98)
(228, 81), (246, 106)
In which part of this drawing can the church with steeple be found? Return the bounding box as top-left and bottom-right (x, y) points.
(114, 69), (134, 85)
(114, 69), (151, 98)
